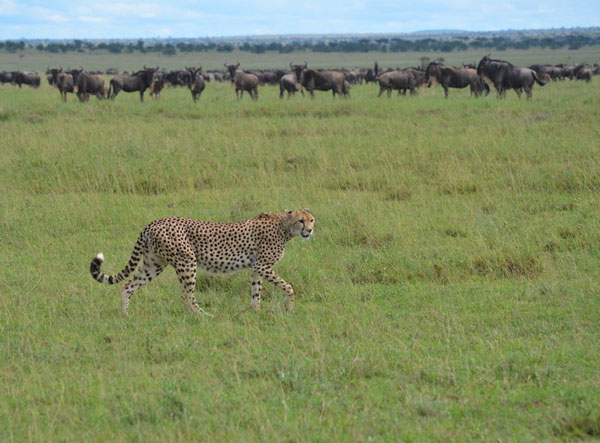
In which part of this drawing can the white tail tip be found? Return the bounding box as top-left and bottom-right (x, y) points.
(96, 253), (104, 262)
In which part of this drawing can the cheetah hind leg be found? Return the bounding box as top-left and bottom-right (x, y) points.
(121, 257), (165, 315)
(175, 260), (213, 316)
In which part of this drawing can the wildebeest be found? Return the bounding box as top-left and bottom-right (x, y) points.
(185, 66), (206, 102)
(300, 68), (346, 98)
(377, 70), (416, 97)
(164, 70), (190, 87)
(279, 62), (305, 99)
(477, 56), (545, 99)
(425, 62), (489, 98)
(108, 66), (158, 101)
(48, 68), (75, 102)
(75, 71), (106, 102)
(364, 62), (379, 84)
(529, 65), (564, 81)
(0, 71), (14, 84)
(12, 71), (40, 88)
(225, 63), (259, 100)
(149, 71), (165, 99)
(574, 64), (593, 83)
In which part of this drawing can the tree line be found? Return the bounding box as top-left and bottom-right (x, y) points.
(2, 33), (600, 56)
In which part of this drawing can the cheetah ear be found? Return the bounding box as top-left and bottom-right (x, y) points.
(286, 210), (293, 215)
(303, 208), (312, 214)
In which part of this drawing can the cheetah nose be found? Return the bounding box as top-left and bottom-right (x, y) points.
(307, 229), (313, 234)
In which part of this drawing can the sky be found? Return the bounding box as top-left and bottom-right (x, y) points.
(0, 0), (598, 40)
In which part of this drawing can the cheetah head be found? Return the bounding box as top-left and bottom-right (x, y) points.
(285, 209), (315, 240)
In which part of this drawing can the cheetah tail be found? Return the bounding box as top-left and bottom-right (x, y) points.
(90, 233), (145, 285)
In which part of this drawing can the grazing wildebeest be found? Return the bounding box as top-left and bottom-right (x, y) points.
(279, 62), (305, 99)
(477, 56), (545, 99)
(108, 66), (158, 101)
(300, 68), (346, 98)
(225, 63), (259, 100)
(185, 66), (206, 102)
(529, 65), (564, 81)
(574, 64), (593, 83)
(12, 71), (40, 88)
(76, 71), (106, 102)
(425, 62), (488, 98)
(377, 70), (416, 97)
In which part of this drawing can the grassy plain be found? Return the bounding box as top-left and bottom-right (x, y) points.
(1, 45), (600, 72)
(0, 72), (599, 441)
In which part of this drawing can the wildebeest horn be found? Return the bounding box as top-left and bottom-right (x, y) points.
(290, 62), (294, 69)
(224, 63), (228, 68)
(304, 61), (308, 67)
(235, 62), (240, 68)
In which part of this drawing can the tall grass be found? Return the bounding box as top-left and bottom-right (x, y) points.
(1, 77), (599, 440)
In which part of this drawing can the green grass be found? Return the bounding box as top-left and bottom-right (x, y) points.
(2, 45), (600, 72)
(1, 76), (599, 440)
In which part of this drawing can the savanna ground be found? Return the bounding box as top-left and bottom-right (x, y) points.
(1, 49), (599, 441)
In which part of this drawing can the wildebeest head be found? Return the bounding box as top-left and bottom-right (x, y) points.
(68, 68), (83, 84)
(47, 68), (63, 86)
(290, 62), (307, 82)
(139, 65), (158, 84)
(225, 63), (241, 82)
(424, 62), (443, 85)
(185, 66), (203, 83)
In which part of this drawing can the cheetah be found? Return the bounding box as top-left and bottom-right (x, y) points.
(89, 209), (315, 315)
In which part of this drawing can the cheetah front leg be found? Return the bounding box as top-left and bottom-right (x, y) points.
(174, 259), (213, 316)
(250, 271), (262, 311)
(253, 265), (295, 311)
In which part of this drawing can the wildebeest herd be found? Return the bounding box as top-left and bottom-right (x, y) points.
(1, 56), (597, 103)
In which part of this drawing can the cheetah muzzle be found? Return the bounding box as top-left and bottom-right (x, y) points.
(89, 209), (315, 315)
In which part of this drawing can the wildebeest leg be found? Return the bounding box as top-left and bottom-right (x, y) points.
(377, 87), (384, 97)
(139, 90), (144, 102)
(252, 87), (258, 101)
(387, 88), (392, 98)
(443, 85), (449, 98)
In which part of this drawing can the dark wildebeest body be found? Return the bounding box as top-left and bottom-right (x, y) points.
(12, 71), (40, 88)
(529, 65), (564, 81)
(225, 63), (259, 100)
(279, 63), (305, 99)
(574, 65), (593, 83)
(425, 62), (488, 98)
(108, 67), (157, 101)
(477, 56), (545, 99)
(76, 71), (106, 102)
(377, 71), (416, 97)
(0, 71), (14, 84)
(364, 62), (379, 84)
(185, 67), (206, 102)
(48, 68), (70, 102)
(301, 68), (346, 98)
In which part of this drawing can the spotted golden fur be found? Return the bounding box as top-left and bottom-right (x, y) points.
(90, 210), (315, 315)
